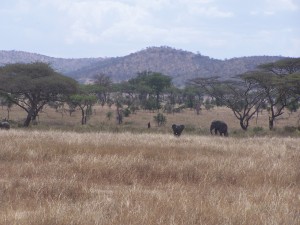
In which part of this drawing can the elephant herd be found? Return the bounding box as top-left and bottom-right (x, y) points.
(172, 120), (228, 137)
(1, 118), (228, 136)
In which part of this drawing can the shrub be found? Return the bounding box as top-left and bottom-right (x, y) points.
(204, 99), (214, 110)
(184, 124), (197, 133)
(123, 108), (131, 117)
(106, 111), (113, 120)
(284, 126), (297, 133)
(153, 113), (167, 126)
(253, 126), (264, 133)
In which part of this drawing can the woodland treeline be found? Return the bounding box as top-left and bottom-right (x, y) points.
(0, 57), (300, 130)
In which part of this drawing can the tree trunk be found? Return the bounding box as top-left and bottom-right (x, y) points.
(81, 108), (86, 125)
(156, 93), (160, 110)
(31, 111), (39, 125)
(117, 108), (123, 124)
(195, 103), (201, 115)
(24, 111), (33, 127)
(269, 116), (274, 130)
(240, 119), (248, 131)
(7, 108), (10, 120)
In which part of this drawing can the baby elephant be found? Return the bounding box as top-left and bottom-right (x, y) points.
(172, 124), (185, 136)
(0, 121), (10, 130)
(210, 120), (228, 137)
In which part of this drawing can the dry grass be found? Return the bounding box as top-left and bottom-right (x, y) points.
(0, 129), (299, 225)
(2, 104), (300, 137)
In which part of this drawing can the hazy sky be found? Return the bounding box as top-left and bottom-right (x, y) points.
(1, 0), (299, 59)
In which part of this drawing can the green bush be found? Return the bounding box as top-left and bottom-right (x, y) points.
(123, 108), (131, 117)
(106, 111), (113, 120)
(284, 126), (297, 133)
(253, 126), (264, 133)
(153, 113), (167, 126)
(184, 124), (197, 133)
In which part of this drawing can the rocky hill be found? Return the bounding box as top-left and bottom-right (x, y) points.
(0, 50), (104, 74)
(0, 47), (284, 86)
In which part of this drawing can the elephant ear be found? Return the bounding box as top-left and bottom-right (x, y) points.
(172, 124), (177, 131)
(178, 125), (184, 132)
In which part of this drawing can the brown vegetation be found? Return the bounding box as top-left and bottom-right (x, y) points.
(0, 129), (300, 224)
(1, 103), (300, 136)
(1, 104), (300, 224)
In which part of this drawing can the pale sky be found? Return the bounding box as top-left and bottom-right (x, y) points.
(0, 0), (299, 59)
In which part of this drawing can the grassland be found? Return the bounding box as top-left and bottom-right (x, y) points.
(0, 129), (300, 225)
(0, 105), (300, 224)
(1, 104), (300, 136)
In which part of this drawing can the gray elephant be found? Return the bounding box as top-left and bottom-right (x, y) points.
(0, 121), (10, 130)
(172, 124), (185, 136)
(210, 120), (228, 136)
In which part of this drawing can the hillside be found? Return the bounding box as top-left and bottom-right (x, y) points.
(67, 46), (284, 85)
(0, 47), (284, 86)
(0, 50), (104, 74)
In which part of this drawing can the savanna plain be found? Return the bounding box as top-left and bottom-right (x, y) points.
(1, 105), (300, 224)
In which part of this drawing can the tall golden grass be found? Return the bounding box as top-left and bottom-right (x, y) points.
(0, 129), (299, 224)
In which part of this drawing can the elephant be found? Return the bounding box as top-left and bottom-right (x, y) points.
(210, 120), (228, 136)
(172, 124), (185, 136)
(0, 121), (10, 130)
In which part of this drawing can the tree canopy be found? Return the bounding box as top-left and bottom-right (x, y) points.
(241, 58), (300, 129)
(68, 84), (98, 125)
(0, 62), (78, 126)
(190, 77), (264, 130)
(188, 58), (300, 130)
(128, 71), (172, 110)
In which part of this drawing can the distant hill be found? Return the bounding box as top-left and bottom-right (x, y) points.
(0, 50), (104, 74)
(0, 47), (284, 86)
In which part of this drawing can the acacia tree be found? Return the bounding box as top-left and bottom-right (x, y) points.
(128, 71), (172, 110)
(147, 72), (172, 109)
(242, 58), (300, 130)
(164, 85), (183, 114)
(128, 72), (151, 104)
(115, 82), (140, 114)
(190, 77), (265, 130)
(92, 73), (112, 106)
(182, 85), (204, 114)
(0, 62), (78, 127)
(258, 58), (300, 75)
(68, 85), (97, 125)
